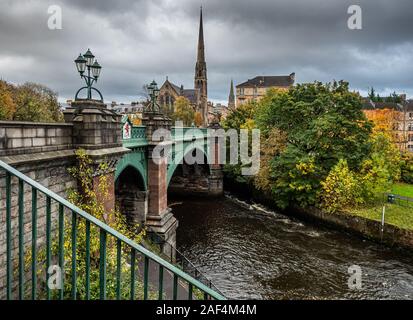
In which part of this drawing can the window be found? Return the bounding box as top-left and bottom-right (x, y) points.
(239, 88), (245, 95)
(409, 113), (413, 119)
(409, 134), (413, 142)
(409, 124), (413, 131)
(253, 87), (258, 96)
(408, 145), (413, 151)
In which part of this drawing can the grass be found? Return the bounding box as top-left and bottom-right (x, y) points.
(391, 183), (413, 198)
(348, 203), (413, 230)
(346, 182), (413, 230)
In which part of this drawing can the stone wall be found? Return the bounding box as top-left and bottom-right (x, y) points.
(168, 163), (223, 196)
(0, 158), (76, 298)
(0, 121), (73, 157)
(293, 206), (413, 251)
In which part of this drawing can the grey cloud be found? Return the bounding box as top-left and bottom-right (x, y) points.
(0, 0), (412, 103)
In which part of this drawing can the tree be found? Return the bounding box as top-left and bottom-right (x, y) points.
(13, 82), (63, 122)
(255, 81), (372, 208)
(194, 112), (203, 127)
(222, 101), (257, 131)
(0, 80), (16, 120)
(171, 96), (194, 126)
(363, 108), (401, 144)
(254, 127), (287, 195)
(320, 159), (362, 213)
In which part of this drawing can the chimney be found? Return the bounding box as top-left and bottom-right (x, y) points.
(290, 72), (296, 82)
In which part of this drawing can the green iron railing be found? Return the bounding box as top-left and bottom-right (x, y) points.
(0, 159), (225, 300)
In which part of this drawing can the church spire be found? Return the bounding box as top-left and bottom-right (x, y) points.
(195, 6), (208, 126)
(228, 79), (235, 109)
(197, 6), (205, 63)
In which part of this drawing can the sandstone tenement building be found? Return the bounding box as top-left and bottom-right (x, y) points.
(236, 73), (295, 106)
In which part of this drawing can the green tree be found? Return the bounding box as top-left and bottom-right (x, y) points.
(401, 152), (413, 184)
(222, 101), (257, 131)
(171, 96), (194, 126)
(320, 159), (363, 213)
(13, 82), (63, 122)
(255, 81), (373, 208)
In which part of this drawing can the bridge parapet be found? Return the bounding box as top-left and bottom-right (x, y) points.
(0, 121), (73, 159)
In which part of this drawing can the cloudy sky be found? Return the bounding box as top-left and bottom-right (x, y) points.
(1, 0), (413, 104)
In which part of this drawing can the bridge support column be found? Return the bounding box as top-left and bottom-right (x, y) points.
(208, 121), (224, 196)
(63, 100), (129, 214)
(143, 113), (178, 259)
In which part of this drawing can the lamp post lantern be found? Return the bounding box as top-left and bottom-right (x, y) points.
(145, 80), (161, 114)
(74, 49), (103, 101)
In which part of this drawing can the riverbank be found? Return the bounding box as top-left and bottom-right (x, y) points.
(224, 177), (413, 252)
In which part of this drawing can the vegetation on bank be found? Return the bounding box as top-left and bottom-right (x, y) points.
(222, 81), (413, 230)
(0, 80), (63, 122)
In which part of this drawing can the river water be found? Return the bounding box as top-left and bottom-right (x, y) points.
(171, 195), (413, 300)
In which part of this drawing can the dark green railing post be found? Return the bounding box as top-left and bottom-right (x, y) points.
(130, 249), (136, 300)
(99, 229), (107, 300)
(85, 220), (91, 300)
(144, 256), (149, 300)
(158, 265), (164, 300)
(188, 283), (193, 300)
(116, 239), (121, 300)
(18, 179), (24, 300)
(71, 211), (77, 300)
(45, 196), (51, 300)
(173, 274), (178, 300)
(6, 172), (12, 300)
(31, 187), (38, 300)
(58, 204), (64, 300)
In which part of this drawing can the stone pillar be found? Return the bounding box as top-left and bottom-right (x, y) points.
(142, 112), (178, 258)
(63, 100), (129, 213)
(208, 121), (224, 196)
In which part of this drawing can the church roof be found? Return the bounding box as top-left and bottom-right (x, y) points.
(237, 74), (295, 88)
(182, 89), (199, 104)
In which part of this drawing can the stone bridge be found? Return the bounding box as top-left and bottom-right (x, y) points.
(0, 100), (223, 257)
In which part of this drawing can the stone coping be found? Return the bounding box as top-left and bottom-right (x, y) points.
(0, 149), (76, 166)
(0, 120), (73, 127)
(0, 146), (130, 166)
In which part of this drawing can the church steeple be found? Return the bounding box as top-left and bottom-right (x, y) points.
(197, 6), (205, 63)
(228, 79), (235, 109)
(195, 6), (208, 125)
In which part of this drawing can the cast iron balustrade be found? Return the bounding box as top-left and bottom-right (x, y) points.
(0, 159), (225, 300)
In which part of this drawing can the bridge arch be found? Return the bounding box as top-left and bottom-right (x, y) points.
(115, 163), (148, 225)
(116, 149), (148, 190)
(167, 144), (211, 187)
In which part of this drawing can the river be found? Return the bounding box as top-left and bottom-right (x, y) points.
(171, 195), (413, 300)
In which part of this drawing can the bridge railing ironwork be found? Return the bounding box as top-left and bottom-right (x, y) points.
(145, 228), (225, 298)
(0, 159), (225, 300)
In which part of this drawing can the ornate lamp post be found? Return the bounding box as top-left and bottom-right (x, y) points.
(74, 49), (103, 101)
(145, 80), (161, 114)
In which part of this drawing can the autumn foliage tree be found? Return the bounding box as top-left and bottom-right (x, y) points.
(0, 80), (16, 120)
(171, 96), (194, 126)
(0, 80), (63, 122)
(363, 108), (401, 143)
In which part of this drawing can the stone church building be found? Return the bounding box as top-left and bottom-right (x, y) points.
(158, 8), (208, 126)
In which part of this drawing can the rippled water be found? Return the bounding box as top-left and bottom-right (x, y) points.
(171, 196), (413, 300)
